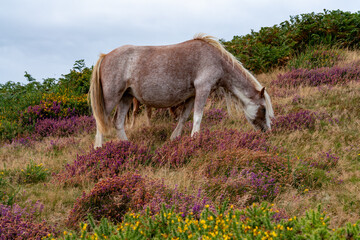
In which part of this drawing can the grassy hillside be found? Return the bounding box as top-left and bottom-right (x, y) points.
(1, 10), (360, 240)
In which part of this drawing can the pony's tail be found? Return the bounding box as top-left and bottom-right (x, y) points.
(89, 53), (111, 134)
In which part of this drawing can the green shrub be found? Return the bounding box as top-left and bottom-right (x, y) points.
(45, 203), (360, 240)
(287, 46), (344, 70)
(222, 10), (360, 73)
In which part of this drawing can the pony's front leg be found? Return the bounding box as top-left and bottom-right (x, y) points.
(94, 123), (104, 148)
(115, 95), (133, 141)
(191, 88), (211, 137)
(170, 97), (194, 140)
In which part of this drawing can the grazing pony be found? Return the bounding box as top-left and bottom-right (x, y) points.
(90, 34), (274, 148)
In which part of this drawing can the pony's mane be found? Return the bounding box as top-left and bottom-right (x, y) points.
(193, 33), (262, 90)
(193, 33), (274, 119)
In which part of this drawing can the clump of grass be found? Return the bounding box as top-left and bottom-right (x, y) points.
(0, 171), (19, 206)
(20, 160), (50, 184)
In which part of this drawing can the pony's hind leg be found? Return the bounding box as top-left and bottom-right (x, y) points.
(170, 97), (195, 140)
(94, 123), (104, 148)
(115, 94), (133, 141)
(130, 98), (140, 128)
(145, 106), (152, 126)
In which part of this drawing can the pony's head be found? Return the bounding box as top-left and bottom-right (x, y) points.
(244, 87), (274, 132)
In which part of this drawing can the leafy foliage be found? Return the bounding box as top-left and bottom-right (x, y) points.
(0, 60), (92, 142)
(48, 203), (360, 240)
(222, 10), (360, 73)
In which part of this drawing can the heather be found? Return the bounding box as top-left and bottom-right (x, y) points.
(66, 173), (212, 228)
(273, 63), (360, 88)
(34, 116), (95, 138)
(155, 129), (269, 167)
(56, 141), (151, 185)
(272, 109), (338, 132)
(200, 149), (289, 204)
(0, 202), (57, 239)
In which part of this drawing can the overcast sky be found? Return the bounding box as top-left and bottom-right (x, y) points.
(1, 0), (359, 84)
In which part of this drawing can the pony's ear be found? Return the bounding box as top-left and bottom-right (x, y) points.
(260, 87), (265, 98)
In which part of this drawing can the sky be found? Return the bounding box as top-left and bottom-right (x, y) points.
(0, 0), (359, 84)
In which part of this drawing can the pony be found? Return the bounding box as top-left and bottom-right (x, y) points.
(90, 34), (274, 148)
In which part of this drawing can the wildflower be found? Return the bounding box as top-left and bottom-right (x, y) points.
(82, 223), (87, 231)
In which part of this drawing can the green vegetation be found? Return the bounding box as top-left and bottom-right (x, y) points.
(222, 9), (360, 73)
(46, 203), (360, 240)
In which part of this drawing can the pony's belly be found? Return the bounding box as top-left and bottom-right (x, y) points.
(138, 87), (195, 108)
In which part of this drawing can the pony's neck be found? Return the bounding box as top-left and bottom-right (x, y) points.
(226, 64), (258, 101)
(222, 63), (260, 121)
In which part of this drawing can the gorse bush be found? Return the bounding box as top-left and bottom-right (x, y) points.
(48, 203), (360, 240)
(222, 10), (360, 73)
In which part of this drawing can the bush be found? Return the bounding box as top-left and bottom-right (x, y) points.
(34, 116), (95, 138)
(272, 110), (338, 132)
(287, 46), (344, 70)
(273, 63), (360, 88)
(201, 149), (290, 204)
(66, 173), (212, 228)
(56, 141), (151, 185)
(0, 202), (57, 239)
(49, 203), (359, 240)
(155, 129), (270, 167)
(222, 10), (360, 73)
